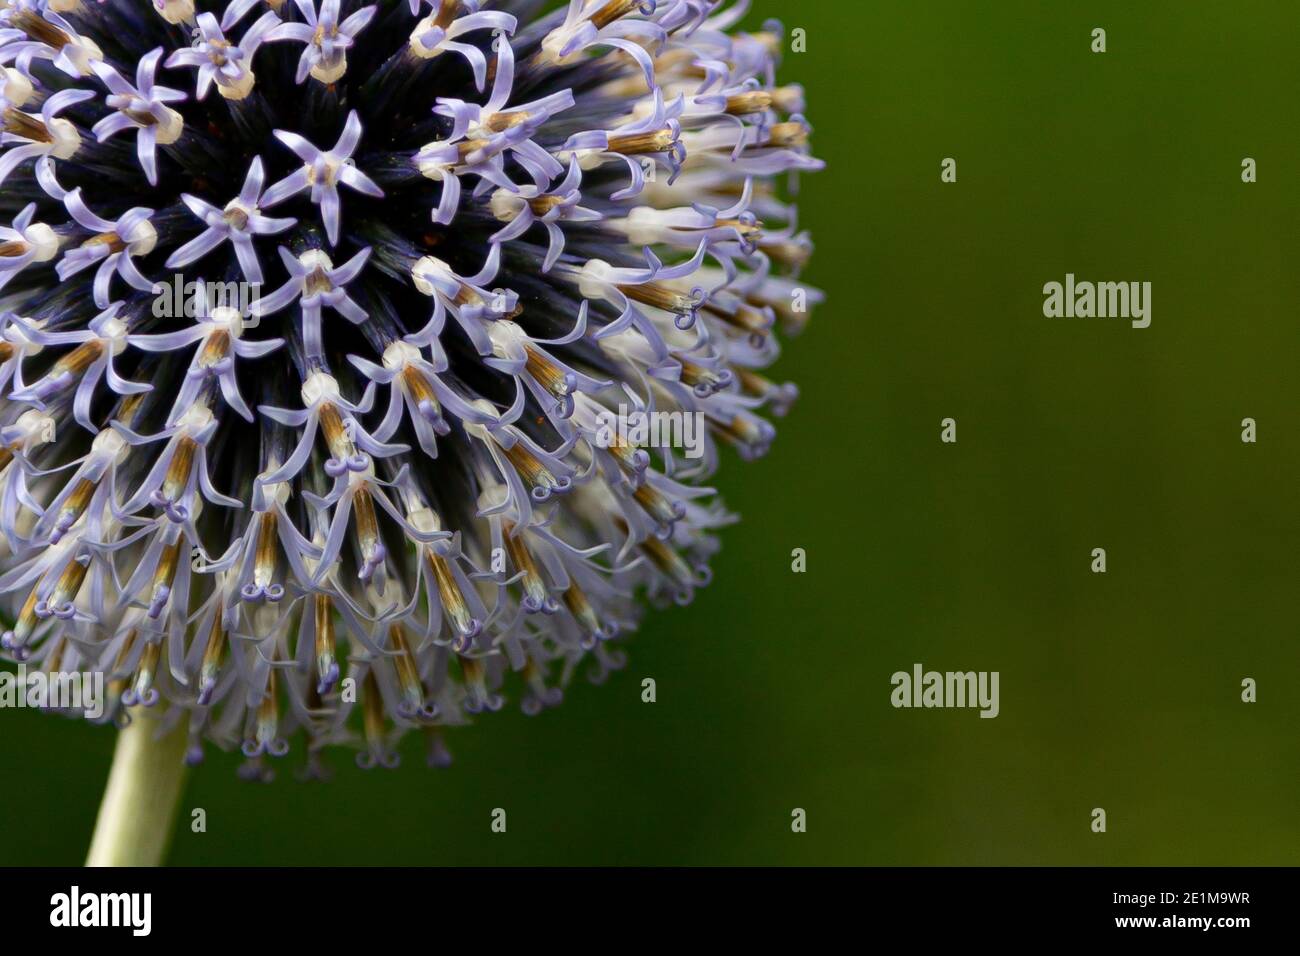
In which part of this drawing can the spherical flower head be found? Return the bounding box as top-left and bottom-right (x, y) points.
(0, 0), (823, 777)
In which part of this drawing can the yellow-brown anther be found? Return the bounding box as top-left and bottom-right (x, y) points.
(222, 202), (248, 228)
(256, 511), (279, 577)
(725, 90), (774, 116)
(197, 329), (231, 369)
(527, 194), (566, 216)
(160, 437), (197, 506)
(45, 556), (88, 616)
(605, 437), (646, 474)
(198, 607), (225, 704)
(501, 440), (561, 495)
(452, 281), (484, 309)
(639, 534), (696, 591)
(562, 580), (602, 637)
(84, 231), (129, 253)
(52, 340), (104, 379)
(12, 11), (69, 49)
(711, 414), (766, 449)
(206, 36), (232, 66)
(452, 277), (519, 317)
(124, 108), (163, 128)
(718, 216), (764, 242)
(117, 392), (148, 428)
(607, 127), (678, 156)
(455, 137), (491, 161)
(591, 0), (640, 29)
(769, 86), (803, 112)
(400, 365), (442, 415)
(523, 345), (570, 398)
(352, 485), (384, 578)
(633, 481), (680, 527)
(129, 640), (161, 705)
(735, 367), (778, 400)
(148, 541), (182, 617)
(1, 107), (52, 142)
(765, 121), (809, 149)
(361, 669), (387, 752)
(430, 0), (462, 29)
(723, 86), (800, 117)
(7, 587), (41, 648)
(389, 623), (425, 715)
(703, 300), (770, 337)
(52, 478), (96, 538)
(303, 263), (334, 295)
(318, 402), (356, 463)
(425, 547), (478, 641)
(483, 111), (529, 134)
(679, 359), (727, 392)
(313, 593), (337, 692)
(503, 522), (550, 611)
(617, 280), (697, 316)
(254, 667), (280, 752)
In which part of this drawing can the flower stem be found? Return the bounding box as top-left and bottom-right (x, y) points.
(86, 710), (190, 867)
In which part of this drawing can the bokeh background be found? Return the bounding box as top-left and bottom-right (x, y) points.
(4, 0), (1298, 866)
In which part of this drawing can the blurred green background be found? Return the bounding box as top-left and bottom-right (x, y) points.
(4, 0), (1299, 866)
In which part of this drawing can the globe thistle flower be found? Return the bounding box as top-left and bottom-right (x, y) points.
(0, 0), (823, 798)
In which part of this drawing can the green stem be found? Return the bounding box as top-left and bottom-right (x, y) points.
(85, 709), (189, 867)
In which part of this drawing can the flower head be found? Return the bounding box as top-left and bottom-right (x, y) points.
(0, 0), (822, 777)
